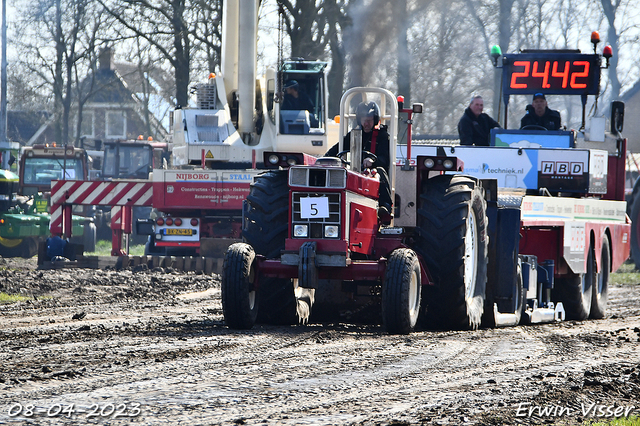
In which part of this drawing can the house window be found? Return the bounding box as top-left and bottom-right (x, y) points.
(106, 111), (126, 138)
(79, 111), (94, 138)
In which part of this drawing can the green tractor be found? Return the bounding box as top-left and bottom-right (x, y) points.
(0, 169), (83, 258)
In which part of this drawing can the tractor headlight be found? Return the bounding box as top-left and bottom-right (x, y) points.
(324, 225), (339, 238)
(286, 157), (297, 166)
(423, 158), (435, 168)
(443, 159), (454, 169)
(294, 224), (308, 237)
(268, 154), (280, 165)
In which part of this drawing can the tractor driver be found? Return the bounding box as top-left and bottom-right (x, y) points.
(325, 101), (393, 222)
(520, 93), (562, 130)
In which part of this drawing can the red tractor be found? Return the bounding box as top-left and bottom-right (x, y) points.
(222, 88), (483, 333)
(222, 83), (629, 334)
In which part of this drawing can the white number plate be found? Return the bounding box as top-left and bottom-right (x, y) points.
(300, 197), (329, 219)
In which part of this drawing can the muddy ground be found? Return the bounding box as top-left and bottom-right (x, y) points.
(0, 257), (639, 426)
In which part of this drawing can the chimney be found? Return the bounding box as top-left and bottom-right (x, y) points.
(99, 47), (112, 70)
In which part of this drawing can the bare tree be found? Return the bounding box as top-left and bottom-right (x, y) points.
(275, 0), (349, 115)
(190, 0), (223, 75)
(342, 0), (396, 88)
(461, 0), (516, 121)
(99, 0), (193, 108)
(410, 0), (492, 134)
(596, 0), (640, 101)
(15, 0), (106, 145)
(279, 0), (330, 60)
(396, 0), (411, 102)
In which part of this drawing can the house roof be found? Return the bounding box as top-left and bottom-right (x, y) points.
(85, 67), (136, 104)
(7, 111), (53, 145)
(114, 62), (175, 99)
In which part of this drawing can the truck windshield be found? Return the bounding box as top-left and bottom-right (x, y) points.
(103, 145), (152, 179)
(21, 157), (85, 186)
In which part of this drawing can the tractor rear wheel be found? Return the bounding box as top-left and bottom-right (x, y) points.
(416, 174), (488, 330)
(242, 170), (302, 324)
(382, 248), (421, 334)
(0, 237), (39, 259)
(243, 170), (290, 259)
(590, 236), (610, 319)
(222, 242), (258, 329)
(83, 221), (96, 253)
(554, 245), (594, 321)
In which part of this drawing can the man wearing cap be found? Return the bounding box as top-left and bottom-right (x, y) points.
(520, 93), (562, 130)
(282, 80), (314, 112)
(458, 95), (501, 146)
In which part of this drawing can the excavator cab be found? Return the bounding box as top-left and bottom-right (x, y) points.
(275, 61), (328, 136)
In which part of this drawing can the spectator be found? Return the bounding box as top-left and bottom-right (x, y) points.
(458, 95), (501, 146)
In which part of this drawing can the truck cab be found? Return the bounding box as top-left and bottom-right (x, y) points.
(19, 144), (88, 196)
(101, 138), (171, 180)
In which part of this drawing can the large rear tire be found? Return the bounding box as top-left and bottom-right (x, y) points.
(590, 236), (610, 319)
(554, 245), (594, 321)
(0, 237), (39, 258)
(243, 170), (290, 259)
(242, 170), (303, 324)
(83, 222), (96, 253)
(382, 249), (421, 334)
(222, 242), (258, 329)
(416, 174), (488, 330)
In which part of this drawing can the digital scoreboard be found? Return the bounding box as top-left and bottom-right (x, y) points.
(502, 53), (601, 96)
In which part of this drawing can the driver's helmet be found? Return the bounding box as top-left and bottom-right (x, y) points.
(355, 101), (380, 127)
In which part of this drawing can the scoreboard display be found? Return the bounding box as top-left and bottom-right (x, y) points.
(502, 53), (601, 96)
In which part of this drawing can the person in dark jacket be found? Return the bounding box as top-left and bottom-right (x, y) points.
(458, 95), (501, 146)
(282, 80), (314, 112)
(325, 101), (392, 222)
(520, 93), (562, 130)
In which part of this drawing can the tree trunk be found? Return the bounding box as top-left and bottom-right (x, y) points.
(396, 0), (410, 102)
(601, 0), (620, 100)
(54, 0), (64, 144)
(492, 0), (515, 124)
(172, 0), (190, 108)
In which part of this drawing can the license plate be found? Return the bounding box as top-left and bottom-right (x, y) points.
(165, 228), (192, 236)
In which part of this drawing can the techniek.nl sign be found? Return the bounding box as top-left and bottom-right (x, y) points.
(398, 145), (590, 192)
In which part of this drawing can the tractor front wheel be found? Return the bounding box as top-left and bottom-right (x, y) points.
(222, 243), (258, 329)
(382, 248), (421, 334)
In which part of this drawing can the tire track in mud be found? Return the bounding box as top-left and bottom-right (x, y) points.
(0, 325), (564, 424)
(1, 265), (639, 425)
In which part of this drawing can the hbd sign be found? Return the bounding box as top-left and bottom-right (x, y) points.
(541, 161), (584, 176)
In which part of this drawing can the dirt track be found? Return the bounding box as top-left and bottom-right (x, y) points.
(0, 258), (639, 425)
